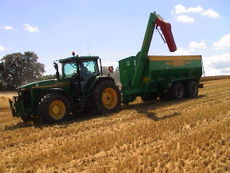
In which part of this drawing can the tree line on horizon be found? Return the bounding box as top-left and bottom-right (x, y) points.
(0, 52), (45, 90)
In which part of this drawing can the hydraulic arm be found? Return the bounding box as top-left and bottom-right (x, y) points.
(131, 12), (177, 88)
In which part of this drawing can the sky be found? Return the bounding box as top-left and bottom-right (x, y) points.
(0, 0), (230, 76)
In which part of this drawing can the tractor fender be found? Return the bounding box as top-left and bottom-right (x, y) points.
(91, 76), (115, 91)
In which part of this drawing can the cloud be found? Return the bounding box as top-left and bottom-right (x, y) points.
(203, 53), (230, 76)
(201, 9), (220, 18)
(172, 41), (206, 55)
(174, 4), (187, 14)
(171, 48), (191, 55)
(220, 69), (230, 74)
(174, 4), (203, 14)
(213, 34), (230, 50)
(173, 4), (220, 22)
(210, 61), (230, 69)
(0, 46), (5, 52)
(3, 26), (13, 30)
(23, 24), (39, 33)
(189, 41), (207, 50)
(175, 15), (194, 23)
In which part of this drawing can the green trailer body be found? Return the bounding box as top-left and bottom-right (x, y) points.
(119, 12), (203, 103)
(119, 55), (202, 103)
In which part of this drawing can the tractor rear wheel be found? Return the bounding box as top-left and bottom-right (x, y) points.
(170, 82), (185, 100)
(93, 80), (121, 114)
(38, 93), (71, 124)
(185, 80), (198, 97)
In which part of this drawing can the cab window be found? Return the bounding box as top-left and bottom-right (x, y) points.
(80, 60), (98, 74)
(63, 62), (77, 78)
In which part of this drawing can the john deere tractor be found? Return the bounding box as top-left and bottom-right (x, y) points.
(9, 54), (121, 123)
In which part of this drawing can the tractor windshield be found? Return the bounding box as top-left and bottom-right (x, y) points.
(62, 59), (99, 79)
(63, 62), (77, 78)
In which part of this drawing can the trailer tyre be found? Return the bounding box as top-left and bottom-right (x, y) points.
(170, 82), (185, 100)
(38, 93), (71, 124)
(185, 80), (198, 97)
(93, 80), (121, 114)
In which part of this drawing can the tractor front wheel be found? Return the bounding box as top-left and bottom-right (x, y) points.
(38, 93), (71, 124)
(93, 80), (121, 114)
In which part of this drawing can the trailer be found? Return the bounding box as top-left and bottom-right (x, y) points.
(9, 12), (203, 124)
(119, 12), (202, 104)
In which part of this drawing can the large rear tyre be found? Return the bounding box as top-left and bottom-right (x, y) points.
(170, 82), (185, 100)
(185, 80), (198, 97)
(38, 93), (71, 124)
(93, 80), (121, 114)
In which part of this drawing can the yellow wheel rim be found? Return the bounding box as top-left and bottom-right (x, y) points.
(49, 100), (66, 120)
(101, 88), (118, 109)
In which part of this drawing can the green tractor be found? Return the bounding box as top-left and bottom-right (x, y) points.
(9, 53), (121, 123)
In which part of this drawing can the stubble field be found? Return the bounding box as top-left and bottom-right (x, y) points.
(0, 79), (230, 173)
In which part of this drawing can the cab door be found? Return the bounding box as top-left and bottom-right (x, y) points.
(79, 60), (99, 90)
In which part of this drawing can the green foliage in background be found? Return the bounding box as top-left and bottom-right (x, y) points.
(0, 51), (45, 90)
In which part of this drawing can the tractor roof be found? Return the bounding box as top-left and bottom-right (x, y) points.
(59, 56), (99, 63)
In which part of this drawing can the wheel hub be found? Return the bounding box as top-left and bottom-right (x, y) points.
(49, 100), (66, 120)
(102, 88), (118, 109)
(52, 105), (60, 115)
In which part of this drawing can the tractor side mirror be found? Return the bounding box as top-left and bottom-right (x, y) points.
(53, 62), (60, 80)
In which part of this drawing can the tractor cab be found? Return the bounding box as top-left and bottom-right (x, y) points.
(55, 54), (101, 90)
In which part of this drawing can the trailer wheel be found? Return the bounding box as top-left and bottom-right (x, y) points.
(185, 80), (198, 97)
(38, 93), (71, 124)
(93, 80), (121, 114)
(170, 82), (185, 100)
